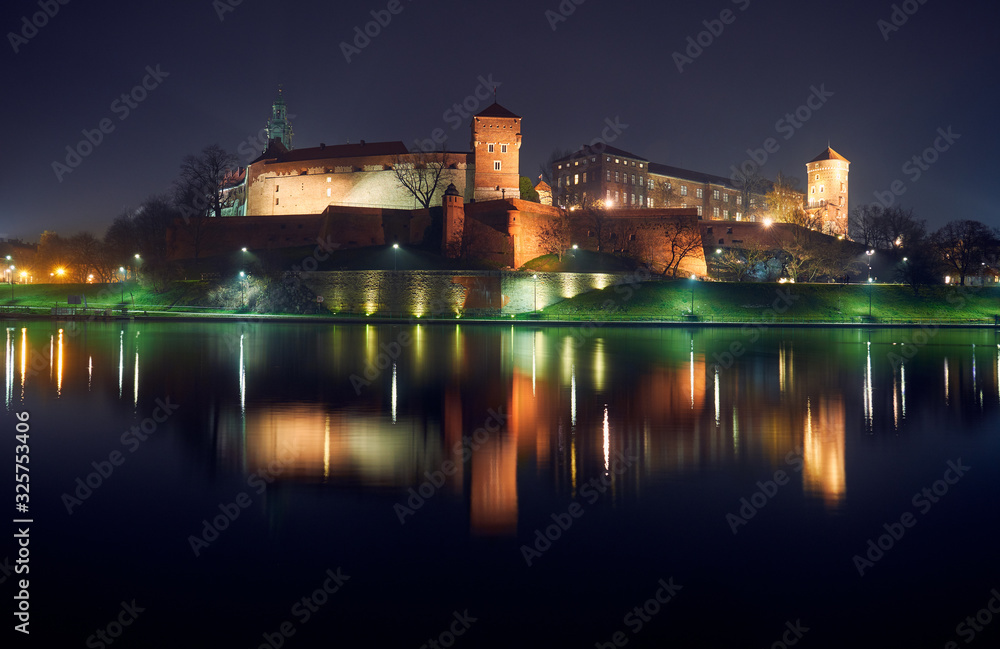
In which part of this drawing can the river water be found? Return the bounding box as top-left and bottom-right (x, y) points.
(4, 321), (999, 647)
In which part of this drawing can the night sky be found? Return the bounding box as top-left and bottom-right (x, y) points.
(1, 0), (996, 241)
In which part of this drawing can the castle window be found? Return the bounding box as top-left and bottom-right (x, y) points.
(736, 212), (742, 220)
(631, 174), (636, 185)
(327, 188), (332, 197)
(726, 227), (733, 234)
(713, 190), (720, 200)
(488, 144), (494, 153)
(811, 187), (815, 194)
(732, 239), (743, 244)
(502, 144), (508, 153)
(841, 183), (846, 191)
(839, 196), (844, 205)
(681, 203), (686, 209)
(574, 174), (579, 185)
(707, 227), (714, 234)
(648, 179), (654, 190)
(680, 185), (688, 196)
(639, 163), (644, 168)
(630, 234), (636, 241)
(723, 194), (729, 203)
(631, 193), (636, 204)
(582, 172), (587, 183)
(714, 207), (720, 217)
(327, 177), (331, 182)
(815, 174), (819, 180)
(615, 191), (619, 201)
(494, 161), (501, 171)
(647, 197), (652, 207)
(591, 157), (596, 162)
(696, 188), (703, 198)
(606, 190), (611, 200)
(615, 171), (620, 183)
(275, 198), (279, 206)
(275, 185), (279, 192)
(696, 206), (702, 216)
(736, 196), (742, 205)
(615, 158), (620, 164)
(607, 170), (611, 181)
(820, 185), (825, 193)
(606, 157), (611, 162)
(724, 210), (729, 218)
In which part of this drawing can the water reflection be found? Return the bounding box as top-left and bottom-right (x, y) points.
(5, 322), (1000, 531)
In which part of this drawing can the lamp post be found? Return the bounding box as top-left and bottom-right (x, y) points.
(118, 266), (126, 304)
(690, 274), (696, 314)
(8, 265), (14, 301)
(532, 274), (538, 312)
(239, 271), (246, 306)
(392, 243), (399, 271)
(866, 250), (874, 318)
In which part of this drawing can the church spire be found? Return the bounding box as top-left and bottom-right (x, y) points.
(266, 86), (294, 150)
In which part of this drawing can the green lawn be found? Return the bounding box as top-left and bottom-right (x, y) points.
(0, 281), (215, 309)
(537, 280), (1000, 323)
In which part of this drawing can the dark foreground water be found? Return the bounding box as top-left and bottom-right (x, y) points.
(3, 321), (999, 648)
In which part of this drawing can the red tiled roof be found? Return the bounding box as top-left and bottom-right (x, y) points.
(809, 147), (849, 163)
(475, 103), (521, 119)
(254, 141), (410, 164)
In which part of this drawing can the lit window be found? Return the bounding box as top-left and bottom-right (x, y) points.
(615, 171), (620, 182)
(615, 190), (619, 200)
(606, 190), (611, 200)
(574, 174), (579, 185)
(606, 170), (611, 181)
(811, 187), (815, 193)
(723, 209), (729, 218)
(639, 176), (643, 186)
(736, 196), (742, 205)
(680, 185), (688, 196)
(713, 189), (720, 200)
(713, 207), (720, 217)
(815, 174), (819, 180)
(327, 177), (331, 183)
(631, 193), (636, 204)
(488, 144), (494, 153)
(696, 188), (703, 198)
(820, 185), (825, 193)
(723, 194), (729, 203)
(696, 206), (702, 216)
(501, 144), (508, 153)
(327, 188), (331, 197)
(631, 174), (635, 185)
(615, 158), (620, 164)
(648, 197), (653, 207)
(736, 212), (742, 220)
(648, 179), (653, 190)
(494, 161), (501, 171)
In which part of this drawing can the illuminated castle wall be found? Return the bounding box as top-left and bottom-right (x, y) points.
(805, 147), (850, 237)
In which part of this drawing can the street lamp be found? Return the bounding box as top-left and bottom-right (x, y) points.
(8, 265), (14, 301)
(239, 271), (246, 305)
(866, 250), (874, 318)
(118, 266), (126, 303)
(392, 243), (399, 271)
(532, 274), (538, 312)
(241, 247), (248, 253)
(689, 274), (696, 314)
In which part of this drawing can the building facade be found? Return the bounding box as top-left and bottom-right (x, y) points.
(552, 145), (770, 221)
(805, 147), (850, 237)
(225, 93), (521, 217)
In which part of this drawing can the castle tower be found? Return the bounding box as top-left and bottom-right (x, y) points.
(806, 147), (849, 237)
(471, 103), (521, 201)
(266, 88), (294, 150)
(441, 183), (465, 258)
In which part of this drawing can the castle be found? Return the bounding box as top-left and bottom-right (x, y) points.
(170, 92), (849, 275)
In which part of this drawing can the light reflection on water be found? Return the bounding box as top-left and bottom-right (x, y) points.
(5, 321), (1000, 647)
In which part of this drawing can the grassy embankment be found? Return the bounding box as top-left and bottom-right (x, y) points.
(535, 280), (1000, 323)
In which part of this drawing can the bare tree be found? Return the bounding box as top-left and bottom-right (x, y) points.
(731, 165), (768, 222)
(660, 219), (704, 277)
(175, 144), (238, 219)
(765, 173), (809, 226)
(392, 150), (449, 209)
(649, 178), (677, 209)
(849, 204), (887, 250)
(932, 219), (999, 285)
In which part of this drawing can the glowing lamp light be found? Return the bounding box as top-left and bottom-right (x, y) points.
(762, 218), (773, 227)
(393, 243), (399, 249)
(572, 244), (579, 250)
(134, 254), (141, 259)
(241, 247), (248, 252)
(55, 268), (65, 276)
(715, 248), (722, 254)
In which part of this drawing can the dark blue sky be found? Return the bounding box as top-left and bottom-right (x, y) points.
(1, 0), (996, 241)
